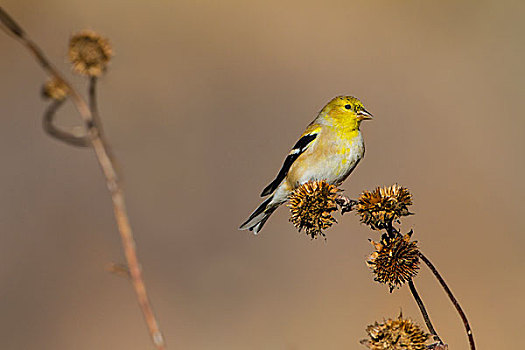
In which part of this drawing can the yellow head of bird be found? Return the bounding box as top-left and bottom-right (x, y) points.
(323, 96), (373, 125)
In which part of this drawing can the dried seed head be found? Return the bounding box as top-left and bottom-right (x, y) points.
(367, 232), (420, 291)
(68, 30), (112, 76)
(356, 184), (412, 230)
(361, 314), (429, 350)
(288, 180), (339, 238)
(42, 77), (69, 100)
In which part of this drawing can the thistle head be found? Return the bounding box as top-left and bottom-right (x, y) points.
(355, 184), (413, 230)
(42, 77), (69, 101)
(361, 314), (429, 350)
(68, 30), (112, 77)
(367, 232), (420, 292)
(288, 180), (340, 239)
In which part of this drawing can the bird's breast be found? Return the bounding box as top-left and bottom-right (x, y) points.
(288, 129), (364, 187)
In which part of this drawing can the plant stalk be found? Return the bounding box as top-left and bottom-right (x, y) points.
(408, 279), (442, 343)
(1, 7), (166, 349)
(419, 251), (475, 350)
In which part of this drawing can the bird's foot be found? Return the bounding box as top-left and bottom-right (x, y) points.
(336, 195), (356, 214)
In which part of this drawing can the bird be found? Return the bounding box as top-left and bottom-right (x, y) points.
(239, 95), (373, 234)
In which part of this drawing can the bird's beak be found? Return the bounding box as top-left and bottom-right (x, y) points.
(357, 108), (373, 121)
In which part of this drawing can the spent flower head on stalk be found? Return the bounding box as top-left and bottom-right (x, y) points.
(361, 314), (429, 350)
(68, 30), (112, 77)
(368, 232), (420, 292)
(0, 8), (168, 348)
(42, 77), (69, 101)
(356, 184), (412, 230)
(288, 180), (340, 238)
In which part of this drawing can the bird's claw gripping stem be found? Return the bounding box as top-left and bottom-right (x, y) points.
(336, 195), (356, 214)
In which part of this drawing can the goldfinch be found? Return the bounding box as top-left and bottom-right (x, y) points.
(240, 96), (373, 234)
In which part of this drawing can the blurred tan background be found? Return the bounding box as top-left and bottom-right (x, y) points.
(1, 0), (524, 349)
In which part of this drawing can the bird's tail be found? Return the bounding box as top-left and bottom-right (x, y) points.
(239, 196), (279, 234)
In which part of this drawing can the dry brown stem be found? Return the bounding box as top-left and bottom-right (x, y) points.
(42, 99), (90, 147)
(408, 279), (442, 345)
(419, 251), (475, 350)
(0, 6), (165, 349)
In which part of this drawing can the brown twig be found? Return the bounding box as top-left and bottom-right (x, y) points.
(106, 262), (132, 279)
(42, 99), (90, 147)
(88, 77), (104, 133)
(380, 221), (446, 347)
(408, 279), (442, 344)
(419, 251), (475, 350)
(1, 6), (166, 349)
(88, 76), (118, 169)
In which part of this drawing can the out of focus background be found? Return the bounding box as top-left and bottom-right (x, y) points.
(1, 1), (523, 349)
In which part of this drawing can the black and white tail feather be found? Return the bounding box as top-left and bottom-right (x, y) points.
(239, 196), (278, 234)
(239, 132), (318, 234)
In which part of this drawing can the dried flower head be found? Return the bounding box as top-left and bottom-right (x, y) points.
(42, 77), (69, 100)
(368, 232), (420, 291)
(288, 180), (339, 238)
(361, 314), (429, 350)
(68, 30), (112, 76)
(356, 184), (412, 230)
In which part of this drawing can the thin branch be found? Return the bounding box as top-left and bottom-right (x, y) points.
(1, 6), (166, 349)
(106, 262), (132, 279)
(43, 99), (90, 147)
(88, 76), (117, 170)
(419, 251), (476, 350)
(0, 5), (24, 37)
(88, 76), (104, 133)
(408, 279), (442, 344)
(88, 76), (110, 151)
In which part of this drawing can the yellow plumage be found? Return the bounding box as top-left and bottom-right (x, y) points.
(240, 96), (372, 234)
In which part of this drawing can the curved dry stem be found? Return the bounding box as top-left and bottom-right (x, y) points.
(88, 76), (117, 167)
(43, 99), (90, 147)
(419, 251), (475, 350)
(408, 279), (442, 344)
(1, 6), (166, 349)
(88, 77), (103, 131)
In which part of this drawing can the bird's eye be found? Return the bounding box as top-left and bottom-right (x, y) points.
(344, 104), (352, 110)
